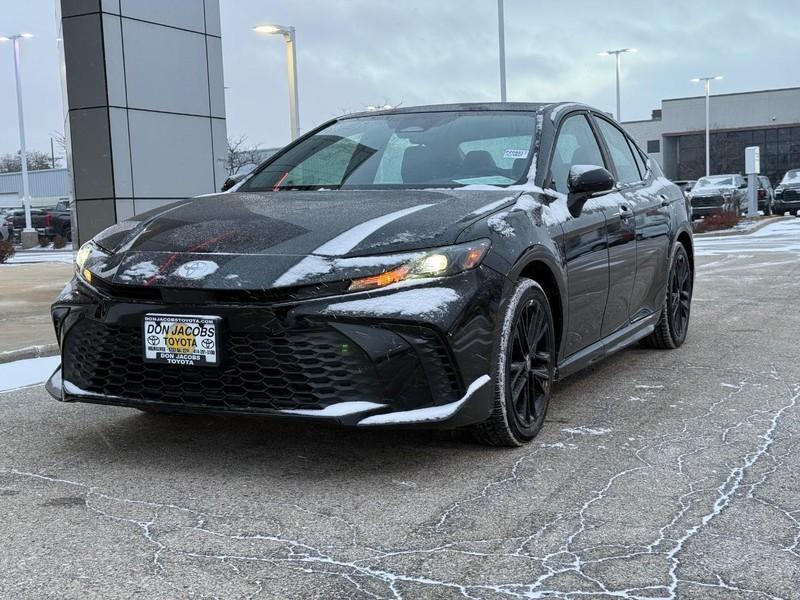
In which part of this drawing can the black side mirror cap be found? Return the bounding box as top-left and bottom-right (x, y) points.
(566, 165), (616, 217)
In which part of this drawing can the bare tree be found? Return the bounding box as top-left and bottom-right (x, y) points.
(0, 150), (56, 173)
(51, 131), (68, 167)
(225, 136), (261, 176)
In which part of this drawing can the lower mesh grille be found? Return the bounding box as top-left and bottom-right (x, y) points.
(63, 318), (382, 411)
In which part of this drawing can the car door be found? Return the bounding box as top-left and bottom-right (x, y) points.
(545, 112), (611, 357)
(588, 115), (638, 338)
(595, 116), (672, 322)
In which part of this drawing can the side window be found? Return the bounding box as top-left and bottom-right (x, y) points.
(596, 119), (642, 185)
(629, 139), (648, 179)
(548, 114), (606, 194)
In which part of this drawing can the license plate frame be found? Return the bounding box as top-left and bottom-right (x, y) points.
(143, 313), (221, 367)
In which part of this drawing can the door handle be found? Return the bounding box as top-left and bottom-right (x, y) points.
(659, 194), (671, 207)
(619, 205), (633, 221)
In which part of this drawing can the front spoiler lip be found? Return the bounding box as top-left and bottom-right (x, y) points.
(47, 367), (494, 429)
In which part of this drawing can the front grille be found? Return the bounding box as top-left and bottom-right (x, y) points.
(63, 319), (382, 412)
(780, 188), (800, 202)
(691, 195), (724, 208)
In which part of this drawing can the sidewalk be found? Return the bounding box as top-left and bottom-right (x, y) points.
(0, 262), (73, 361)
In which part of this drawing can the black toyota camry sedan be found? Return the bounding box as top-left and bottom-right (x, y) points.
(48, 102), (693, 446)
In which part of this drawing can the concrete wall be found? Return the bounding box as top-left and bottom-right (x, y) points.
(57, 0), (227, 245)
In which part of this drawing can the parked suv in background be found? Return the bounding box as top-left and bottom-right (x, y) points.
(7, 208), (52, 243)
(48, 200), (73, 242)
(757, 176), (774, 215)
(688, 174), (748, 219)
(773, 169), (800, 216)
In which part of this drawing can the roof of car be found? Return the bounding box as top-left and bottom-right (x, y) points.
(340, 101), (573, 120)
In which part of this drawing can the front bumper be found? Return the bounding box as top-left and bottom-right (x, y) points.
(773, 199), (800, 214)
(47, 267), (504, 429)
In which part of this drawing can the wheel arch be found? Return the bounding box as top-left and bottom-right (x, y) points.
(675, 228), (694, 279)
(508, 249), (567, 360)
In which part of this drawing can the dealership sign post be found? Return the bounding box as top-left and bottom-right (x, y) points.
(745, 146), (760, 218)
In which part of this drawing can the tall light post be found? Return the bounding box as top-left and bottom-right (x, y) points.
(0, 32), (36, 248)
(598, 48), (637, 121)
(692, 76), (723, 177)
(497, 0), (507, 102)
(253, 24), (300, 141)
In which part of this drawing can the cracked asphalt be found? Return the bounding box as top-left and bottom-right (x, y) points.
(2, 220), (800, 599)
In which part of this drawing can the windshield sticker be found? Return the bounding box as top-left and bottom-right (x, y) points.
(503, 149), (529, 159)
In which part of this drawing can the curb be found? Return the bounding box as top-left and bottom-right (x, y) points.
(0, 344), (59, 365)
(694, 215), (794, 238)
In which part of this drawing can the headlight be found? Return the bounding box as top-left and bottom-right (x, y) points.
(775, 186), (785, 195)
(75, 241), (111, 284)
(348, 239), (491, 292)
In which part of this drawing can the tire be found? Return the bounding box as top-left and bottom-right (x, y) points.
(471, 279), (556, 447)
(641, 243), (693, 350)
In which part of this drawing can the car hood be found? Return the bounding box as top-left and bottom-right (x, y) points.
(89, 189), (517, 290)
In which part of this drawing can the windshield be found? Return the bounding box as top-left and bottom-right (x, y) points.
(692, 175), (735, 190)
(781, 169), (800, 185)
(241, 111), (537, 192)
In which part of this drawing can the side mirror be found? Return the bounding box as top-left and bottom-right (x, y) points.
(567, 165), (615, 217)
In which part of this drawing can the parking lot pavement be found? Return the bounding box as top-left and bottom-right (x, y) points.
(0, 262), (73, 355)
(1, 220), (799, 599)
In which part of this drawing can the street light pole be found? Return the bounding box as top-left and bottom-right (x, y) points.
(253, 24), (300, 140)
(692, 76), (722, 177)
(598, 48), (637, 121)
(1, 33), (35, 247)
(497, 0), (507, 102)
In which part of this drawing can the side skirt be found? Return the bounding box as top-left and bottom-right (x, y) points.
(555, 312), (659, 380)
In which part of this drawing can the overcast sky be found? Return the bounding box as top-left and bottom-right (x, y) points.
(0, 0), (798, 157)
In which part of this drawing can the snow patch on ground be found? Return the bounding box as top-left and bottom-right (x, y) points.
(358, 375), (490, 426)
(561, 426), (612, 436)
(323, 287), (460, 319)
(0, 356), (61, 392)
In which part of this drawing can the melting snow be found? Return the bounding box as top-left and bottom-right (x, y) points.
(273, 255), (333, 287)
(118, 260), (159, 281)
(173, 260), (219, 280)
(467, 196), (517, 217)
(282, 401), (386, 417)
(324, 287), (460, 319)
(488, 213), (514, 237)
(358, 375), (490, 426)
(313, 204), (434, 256)
(561, 426), (612, 436)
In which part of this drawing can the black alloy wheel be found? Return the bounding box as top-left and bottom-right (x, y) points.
(472, 279), (555, 446)
(641, 244), (693, 349)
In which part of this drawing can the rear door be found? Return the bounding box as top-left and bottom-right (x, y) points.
(545, 112), (611, 356)
(595, 116), (671, 322)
